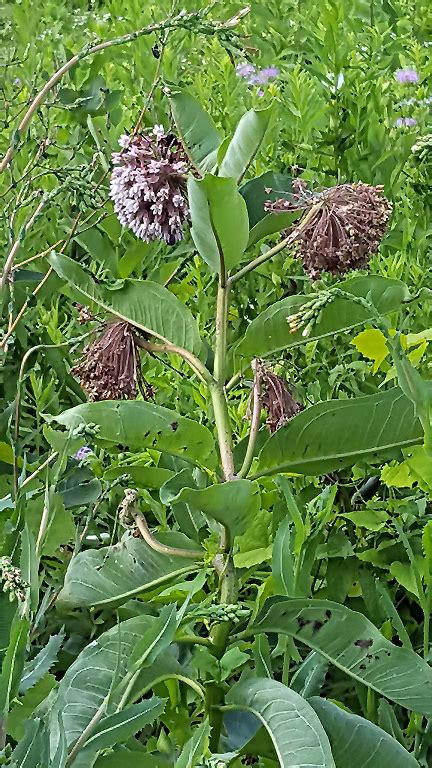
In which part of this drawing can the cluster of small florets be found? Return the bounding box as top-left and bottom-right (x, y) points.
(266, 182), (392, 279)
(110, 125), (189, 245)
(0, 557), (27, 603)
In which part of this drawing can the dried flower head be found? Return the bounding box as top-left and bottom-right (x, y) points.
(265, 182), (392, 279)
(257, 361), (303, 433)
(71, 321), (154, 402)
(110, 126), (189, 245)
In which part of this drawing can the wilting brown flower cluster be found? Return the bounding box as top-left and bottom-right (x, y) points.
(265, 182), (392, 279)
(71, 321), (153, 402)
(255, 361), (303, 433)
(110, 125), (189, 245)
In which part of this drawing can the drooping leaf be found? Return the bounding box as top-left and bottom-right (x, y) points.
(57, 532), (200, 608)
(235, 275), (411, 360)
(290, 652), (328, 698)
(167, 85), (222, 172)
(255, 387), (422, 477)
(219, 107), (273, 182)
(167, 479), (261, 538)
(73, 698), (166, 767)
(251, 596), (432, 716)
(176, 718), (210, 768)
(47, 252), (202, 357)
(239, 171), (298, 246)
(188, 174), (249, 274)
(310, 697), (419, 767)
(20, 630), (65, 694)
(49, 615), (181, 749)
(54, 400), (215, 469)
(227, 678), (335, 767)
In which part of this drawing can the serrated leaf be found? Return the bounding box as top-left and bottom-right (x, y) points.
(55, 400), (215, 469)
(227, 678), (335, 767)
(47, 252), (202, 357)
(255, 387), (423, 478)
(57, 532), (200, 608)
(252, 596), (432, 716)
(219, 107), (272, 182)
(168, 85), (222, 172)
(235, 275), (410, 360)
(20, 630), (65, 694)
(310, 697), (419, 767)
(188, 175), (249, 274)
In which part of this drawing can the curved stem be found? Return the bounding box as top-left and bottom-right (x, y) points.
(135, 337), (214, 386)
(131, 508), (204, 559)
(238, 360), (262, 478)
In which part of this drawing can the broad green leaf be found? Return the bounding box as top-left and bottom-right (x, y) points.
(255, 387), (423, 477)
(47, 252), (202, 357)
(50, 615), (181, 749)
(219, 107), (272, 182)
(20, 630), (64, 694)
(239, 171), (298, 247)
(167, 479), (261, 538)
(74, 698), (166, 767)
(272, 518), (297, 596)
(58, 532), (200, 608)
(188, 175), (249, 274)
(236, 275), (411, 360)
(74, 227), (117, 274)
(129, 605), (177, 669)
(9, 718), (49, 768)
(352, 328), (389, 372)
(168, 85), (222, 172)
(176, 718), (210, 767)
(291, 652), (328, 698)
(227, 678), (335, 767)
(55, 400), (216, 469)
(251, 596), (432, 716)
(95, 749), (161, 767)
(310, 697), (419, 767)
(253, 634), (273, 679)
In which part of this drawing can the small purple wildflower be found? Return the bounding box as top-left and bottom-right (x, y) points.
(259, 67), (280, 78)
(395, 68), (419, 84)
(394, 117), (417, 127)
(74, 446), (92, 461)
(257, 89), (265, 98)
(14, 77), (21, 86)
(236, 63), (256, 78)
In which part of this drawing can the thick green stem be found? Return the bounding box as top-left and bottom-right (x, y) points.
(214, 281), (229, 384)
(210, 384), (235, 481)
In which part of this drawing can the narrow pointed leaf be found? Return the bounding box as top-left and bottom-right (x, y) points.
(47, 252), (202, 356)
(219, 107), (272, 182)
(251, 597), (432, 716)
(227, 678), (335, 767)
(255, 387), (423, 477)
(55, 400), (216, 469)
(20, 629), (65, 694)
(57, 532), (200, 608)
(236, 275), (411, 360)
(310, 697), (419, 767)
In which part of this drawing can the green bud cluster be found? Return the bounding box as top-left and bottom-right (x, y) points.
(188, 603), (251, 623)
(0, 556), (28, 603)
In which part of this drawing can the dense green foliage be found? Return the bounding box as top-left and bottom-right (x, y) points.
(1, 0), (432, 765)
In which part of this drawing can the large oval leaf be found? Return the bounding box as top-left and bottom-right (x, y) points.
(255, 387), (422, 477)
(54, 400), (216, 468)
(167, 479), (261, 538)
(57, 532), (200, 608)
(251, 597), (432, 716)
(188, 175), (249, 274)
(235, 275), (411, 360)
(310, 697), (419, 768)
(49, 615), (181, 748)
(47, 252), (202, 356)
(219, 107), (273, 183)
(239, 171), (298, 247)
(227, 678), (335, 767)
(167, 85), (222, 173)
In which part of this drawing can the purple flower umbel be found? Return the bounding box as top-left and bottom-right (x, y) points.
(236, 63), (256, 78)
(110, 126), (189, 245)
(395, 68), (419, 84)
